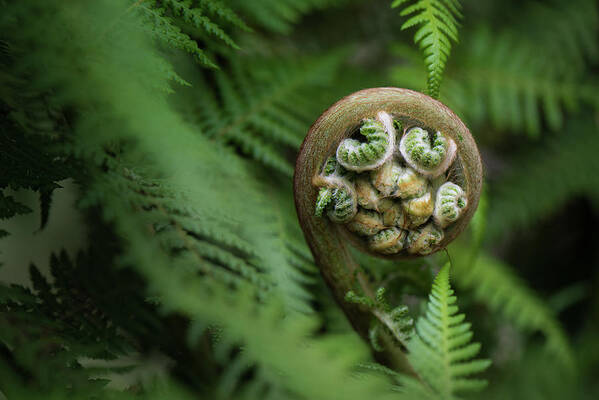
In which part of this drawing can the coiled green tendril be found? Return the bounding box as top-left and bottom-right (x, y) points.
(368, 227), (407, 254)
(314, 157), (357, 223)
(336, 112), (396, 172)
(399, 127), (456, 177)
(433, 182), (467, 228)
(406, 223), (444, 255)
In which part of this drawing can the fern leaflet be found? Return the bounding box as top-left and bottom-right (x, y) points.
(186, 52), (347, 176)
(134, 0), (248, 68)
(391, 0), (462, 98)
(407, 263), (490, 399)
(227, 0), (349, 34)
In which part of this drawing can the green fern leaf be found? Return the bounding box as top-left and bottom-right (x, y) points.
(132, 0), (249, 69)
(137, 4), (217, 67)
(487, 119), (599, 240)
(391, 0), (599, 137)
(391, 0), (462, 98)
(408, 263), (490, 399)
(450, 244), (575, 369)
(186, 52), (347, 176)
(0, 129), (70, 231)
(227, 0), (348, 34)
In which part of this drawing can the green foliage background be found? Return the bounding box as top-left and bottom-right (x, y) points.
(1, 0), (598, 399)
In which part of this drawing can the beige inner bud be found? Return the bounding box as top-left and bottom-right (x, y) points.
(369, 228), (407, 255)
(402, 190), (434, 217)
(394, 167), (428, 199)
(371, 159), (401, 196)
(382, 202), (408, 229)
(346, 209), (385, 236)
(355, 177), (380, 211)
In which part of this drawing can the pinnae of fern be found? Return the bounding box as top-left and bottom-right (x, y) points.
(313, 157), (358, 223)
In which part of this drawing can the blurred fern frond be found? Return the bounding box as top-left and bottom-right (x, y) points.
(145, 280), (404, 400)
(0, 130), (70, 232)
(450, 184), (575, 368)
(407, 263), (490, 399)
(227, 0), (349, 34)
(391, 0), (599, 137)
(391, 0), (462, 98)
(0, 260), (134, 393)
(84, 155), (316, 313)
(487, 119), (599, 240)
(188, 52), (347, 176)
(2, 0), (316, 313)
(450, 243), (575, 369)
(134, 0), (248, 68)
(513, 0), (598, 77)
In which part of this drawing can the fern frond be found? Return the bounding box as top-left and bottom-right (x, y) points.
(161, 0), (244, 48)
(0, 274), (129, 391)
(187, 52), (347, 176)
(391, 0), (462, 98)
(408, 263), (490, 399)
(3, 0), (317, 315)
(391, 0), (599, 137)
(227, 0), (348, 34)
(0, 129), (70, 231)
(346, 287), (414, 350)
(450, 243), (575, 369)
(487, 119), (599, 239)
(515, 0), (598, 77)
(144, 281), (405, 400)
(450, 179), (576, 368)
(453, 29), (597, 136)
(136, 0), (248, 67)
(136, 4), (217, 67)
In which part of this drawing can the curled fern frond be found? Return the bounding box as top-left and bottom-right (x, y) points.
(433, 182), (467, 228)
(408, 263), (490, 399)
(345, 287), (414, 350)
(391, 0), (462, 98)
(336, 112), (396, 172)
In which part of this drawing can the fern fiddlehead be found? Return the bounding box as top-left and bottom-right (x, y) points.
(336, 112), (396, 172)
(399, 127), (457, 177)
(313, 157), (358, 223)
(433, 181), (468, 228)
(369, 227), (408, 255)
(294, 87), (482, 372)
